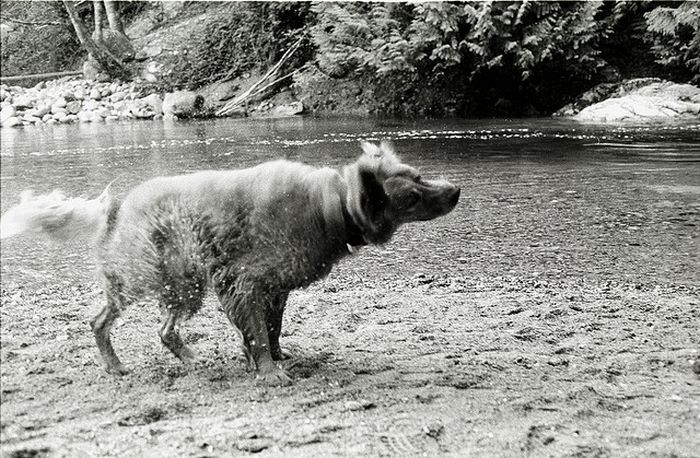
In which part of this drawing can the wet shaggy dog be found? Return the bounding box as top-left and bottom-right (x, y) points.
(1, 141), (460, 385)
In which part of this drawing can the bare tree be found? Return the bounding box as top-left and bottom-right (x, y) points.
(103, 0), (124, 34)
(62, 0), (129, 79)
(93, 0), (105, 40)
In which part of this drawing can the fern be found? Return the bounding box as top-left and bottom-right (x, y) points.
(644, 1), (700, 81)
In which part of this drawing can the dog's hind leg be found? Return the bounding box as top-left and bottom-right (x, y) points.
(267, 291), (291, 361)
(158, 271), (206, 365)
(159, 309), (199, 364)
(91, 288), (128, 375)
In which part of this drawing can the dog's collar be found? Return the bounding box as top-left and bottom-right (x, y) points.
(341, 205), (367, 252)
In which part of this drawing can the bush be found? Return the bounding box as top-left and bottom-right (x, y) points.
(644, 1), (700, 83)
(159, 2), (310, 90)
(307, 1), (700, 116)
(0, 2), (83, 77)
(308, 2), (613, 116)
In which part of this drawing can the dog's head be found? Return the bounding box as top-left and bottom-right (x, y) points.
(343, 141), (460, 245)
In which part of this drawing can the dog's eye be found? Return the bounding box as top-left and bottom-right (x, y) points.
(404, 189), (421, 208)
(414, 175), (422, 183)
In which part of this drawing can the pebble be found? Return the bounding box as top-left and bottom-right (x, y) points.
(692, 359), (700, 375)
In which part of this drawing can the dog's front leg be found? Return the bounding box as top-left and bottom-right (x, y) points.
(219, 278), (292, 386)
(268, 291), (292, 361)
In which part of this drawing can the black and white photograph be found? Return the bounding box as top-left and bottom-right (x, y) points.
(1, 1), (699, 456)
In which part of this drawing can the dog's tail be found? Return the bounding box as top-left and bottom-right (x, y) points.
(0, 182), (114, 242)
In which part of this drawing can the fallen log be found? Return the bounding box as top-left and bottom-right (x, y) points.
(1, 71), (83, 86)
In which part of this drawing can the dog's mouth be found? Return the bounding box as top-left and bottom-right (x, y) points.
(401, 180), (460, 222)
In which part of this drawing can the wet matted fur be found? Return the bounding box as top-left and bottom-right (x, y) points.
(0, 141), (460, 385)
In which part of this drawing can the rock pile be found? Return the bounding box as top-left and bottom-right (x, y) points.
(0, 78), (205, 128)
(1, 76), (306, 128)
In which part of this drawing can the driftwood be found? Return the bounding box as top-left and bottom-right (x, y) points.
(1, 71), (83, 85)
(243, 67), (305, 103)
(216, 38), (303, 117)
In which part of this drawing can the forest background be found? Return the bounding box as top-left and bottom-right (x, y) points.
(1, 1), (698, 117)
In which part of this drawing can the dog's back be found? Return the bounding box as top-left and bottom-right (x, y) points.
(98, 160), (349, 299)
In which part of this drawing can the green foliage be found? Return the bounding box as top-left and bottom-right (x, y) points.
(160, 2), (310, 90)
(0, 2), (83, 77)
(307, 1), (700, 116)
(308, 1), (612, 115)
(644, 1), (700, 83)
(2, 1), (698, 115)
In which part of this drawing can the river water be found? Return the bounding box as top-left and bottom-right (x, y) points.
(1, 117), (699, 288)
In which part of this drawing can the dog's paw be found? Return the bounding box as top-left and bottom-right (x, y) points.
(177, 347), (201, 366)
(105, 363), (129, 376)
(272, 347), (294, 361)
(256, 366), (292, 387)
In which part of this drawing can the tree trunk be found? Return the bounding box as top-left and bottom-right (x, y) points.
(93, 0), (104, 42)
(103, 0), (124, 33)
(62, 0), (128, 79)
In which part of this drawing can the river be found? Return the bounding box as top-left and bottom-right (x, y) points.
(1, 117), (699, 287)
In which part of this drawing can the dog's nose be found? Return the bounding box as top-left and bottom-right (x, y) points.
(449, 187), (461, 206)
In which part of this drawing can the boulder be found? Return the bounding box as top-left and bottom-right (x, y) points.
(162, 91), (204, 118)
(33, 105), (51, 117)
(51, 106), (67, 116)
(269, 101), (304, 117)
(82, 99), (100, 111)
(78, 110), (96, 123)
(96, 107), (111, 118)
(109, 91), (127, 103)
(13, 95), (33, 109)
(131, 93), (163, 119)
(53, 97), (67, 108)
(89, 88), (102, 100)
(3, 116), (21, 128)
(66, 100), (82, 114)
(83, 60), (100, 81)
(52, 112), (68, 123)
(558, 78), (700, 122)
(1, 105), (17, 125)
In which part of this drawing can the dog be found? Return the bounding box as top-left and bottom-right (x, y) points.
(0, 141), (460, 385)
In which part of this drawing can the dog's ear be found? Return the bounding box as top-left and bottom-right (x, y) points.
(379, 140), (399, 162)
(361, 141), (399, 161)
(358, 167), (388, 222)
(343, 162), (394, 244)
(360, 141), (382, 158)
